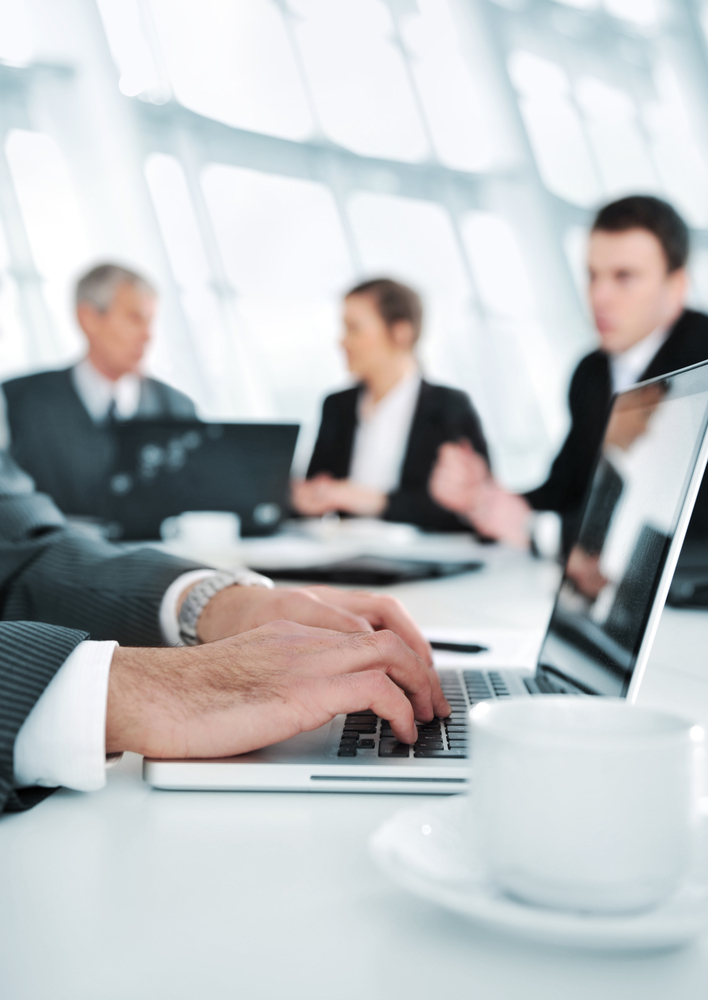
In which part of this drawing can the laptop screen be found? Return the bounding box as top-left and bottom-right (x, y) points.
(536, 363), (708, 697)
(108, 421), (299, 539)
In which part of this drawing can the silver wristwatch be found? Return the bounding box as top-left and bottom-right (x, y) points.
(178, 569), (274, 645)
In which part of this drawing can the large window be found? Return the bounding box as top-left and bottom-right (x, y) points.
(1, 0), (707, 488)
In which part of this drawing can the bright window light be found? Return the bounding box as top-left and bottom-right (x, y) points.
(564, 225), (591, 306)
(552, 0), (597, 9)
(96, 0), (165, 99)
(460, 212), (535, 320)
(201, 164), (353, 419)
(1, 0), (704, 486)
(0, 221), (29, 383)
(643, 63), (708, 228)
(144, 154), (233, 414)
(347, 191), (469, 302)
(149, 0), (313, 139)
(689, 249), (708, 313)
(509, 52), (601, 206)
(460, 211), (563, 487)
(346, 190), (473, 376)
(5, 130), (91, 361)
(400, 0), (499, 171)
(288, 0), (429, 161)
(0, 0), (34, 66)
(576, 76), (659, 197)
(603, 0), (658, 28)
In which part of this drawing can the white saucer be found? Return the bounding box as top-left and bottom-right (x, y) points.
(369, 796), (708, 950)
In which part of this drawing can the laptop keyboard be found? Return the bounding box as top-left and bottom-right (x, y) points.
(336, 670), (510, 759)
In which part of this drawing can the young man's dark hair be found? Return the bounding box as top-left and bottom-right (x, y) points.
(592, 195), (690, 273)
(346, 277), (423, 343)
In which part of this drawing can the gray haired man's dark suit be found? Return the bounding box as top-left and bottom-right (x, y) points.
(3, 366), (196, 517)
(0, 452), (200, 816)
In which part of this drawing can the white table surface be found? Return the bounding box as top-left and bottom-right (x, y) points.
(3, 535), (708, 1000)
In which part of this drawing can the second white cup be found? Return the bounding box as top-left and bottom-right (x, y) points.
(160, 510), (241, 551)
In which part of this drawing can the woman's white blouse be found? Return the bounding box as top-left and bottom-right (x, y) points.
(348, 372), (422, 495)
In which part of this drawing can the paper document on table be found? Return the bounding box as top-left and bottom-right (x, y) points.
(424, 627), (545, 670)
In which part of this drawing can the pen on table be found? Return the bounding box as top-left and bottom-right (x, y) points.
(429, 641), (489, 654)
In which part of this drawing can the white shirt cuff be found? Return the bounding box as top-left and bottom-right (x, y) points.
(12, 568), (272, 794)
(13, 640), (117, 792)
(159, 569), (216, 646)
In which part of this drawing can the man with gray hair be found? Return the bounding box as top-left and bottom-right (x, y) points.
(2, 263), (195, 516)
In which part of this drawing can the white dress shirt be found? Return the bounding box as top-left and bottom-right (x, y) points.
(609, 327), (669, 395)
(71, 357), (142, 422)
(12, 568), (216, 792)
(349, 370), (422, 494)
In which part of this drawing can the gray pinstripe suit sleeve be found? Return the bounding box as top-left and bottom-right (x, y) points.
(0, 451), (204, 815)
(0, 621), (87, 813)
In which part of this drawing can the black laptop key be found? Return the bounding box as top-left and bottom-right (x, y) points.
(338, 748), (357, 757)
(379, 740), (411, 757)
(358, 739), (375, 749)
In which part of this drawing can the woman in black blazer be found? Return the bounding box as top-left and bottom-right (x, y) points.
(291, 278), (489, 532)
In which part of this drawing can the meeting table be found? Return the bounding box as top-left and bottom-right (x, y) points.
(2, 526), (708, 999)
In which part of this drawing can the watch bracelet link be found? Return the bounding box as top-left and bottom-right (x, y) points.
(178, 569), (274, 645)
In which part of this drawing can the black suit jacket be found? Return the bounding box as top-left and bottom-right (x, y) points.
(307, 379), (489, 532)
(524, 309), (708, 548)
(3, 366), (196, 517)
(0, 452), (200, 816)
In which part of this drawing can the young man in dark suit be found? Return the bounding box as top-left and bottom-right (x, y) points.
(1, 263), (196, 517)
(430, 196), (708, 551)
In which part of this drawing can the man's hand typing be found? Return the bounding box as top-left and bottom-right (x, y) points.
(105, 623), (450, 759)
(192, 583), (433, 666)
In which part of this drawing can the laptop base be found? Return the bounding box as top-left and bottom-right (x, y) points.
(143, 667), (532, 795)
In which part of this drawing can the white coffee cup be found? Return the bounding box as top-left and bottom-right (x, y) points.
(469, 697), (704, 914)
(160, 510), (241, 551)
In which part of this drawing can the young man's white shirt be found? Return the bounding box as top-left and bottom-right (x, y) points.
(609, 326), (669, 395)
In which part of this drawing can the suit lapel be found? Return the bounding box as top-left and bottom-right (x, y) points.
(335, 386), (361, 478)
(640, 314), (688, 383)
(398, 380), (431, 484)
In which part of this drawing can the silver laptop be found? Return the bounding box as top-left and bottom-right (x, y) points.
(144, 361), (708, 795)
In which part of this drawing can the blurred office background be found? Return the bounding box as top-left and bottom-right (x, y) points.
(0, 0), (707, 488)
